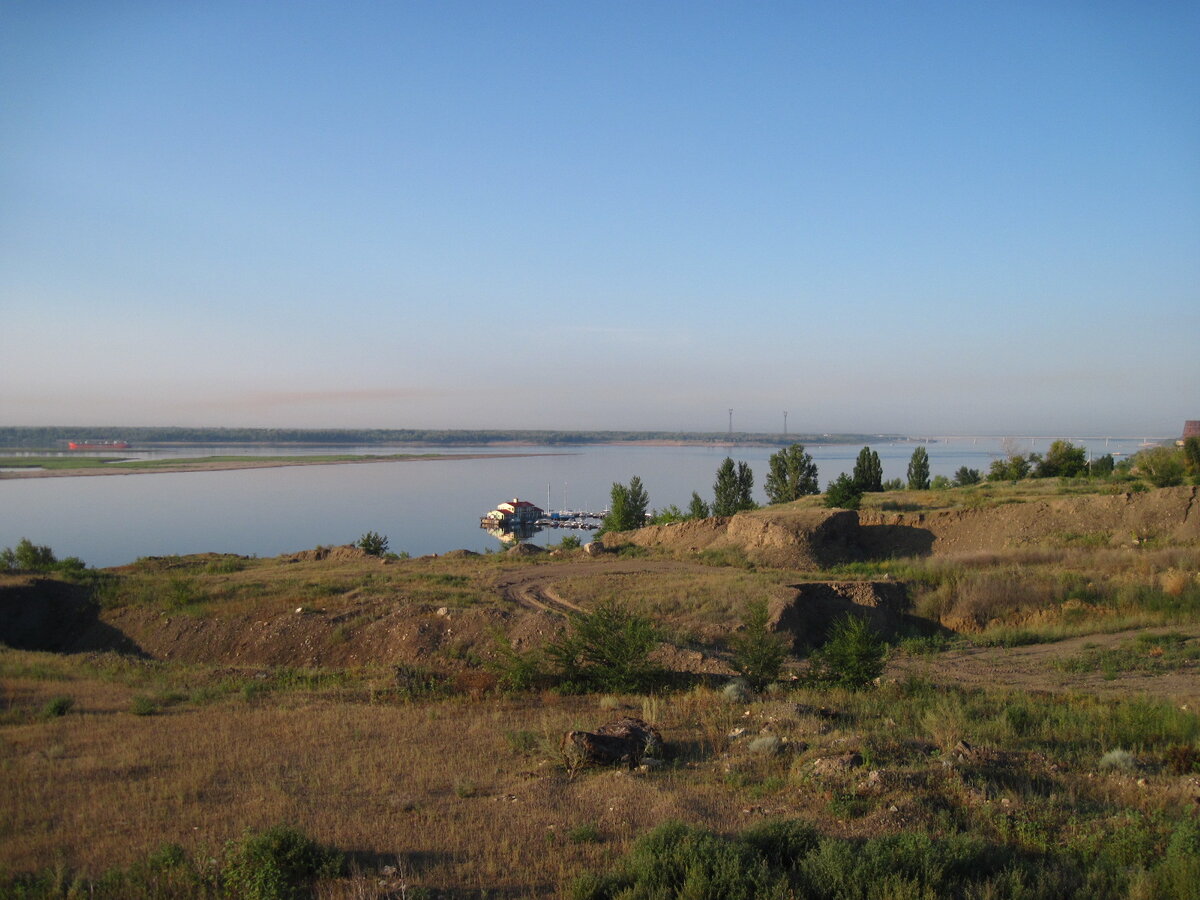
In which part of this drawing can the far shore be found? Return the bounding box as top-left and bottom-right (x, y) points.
(0, 452), (564, 480)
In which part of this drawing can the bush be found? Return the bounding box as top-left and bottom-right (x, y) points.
(544, 602), (664, 694)
(953, 467), (981, 486)
(730, 599), (790, 692)
(823, 473), (862, 510)
(0, 538), (88, 576)
(488, 630), (546, 692)
(356, 531), (389, 556)
(572, 820), (788, 900)
(1135, 446), (1186, 487)
(806, 615), (887, 691)
(41, 695), (74, 718)
(222, 824), (343, 900)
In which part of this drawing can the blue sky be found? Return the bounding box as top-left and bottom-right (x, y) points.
(2, 1), (1197, 436)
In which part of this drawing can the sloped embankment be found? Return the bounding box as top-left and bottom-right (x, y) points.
(603, 485), (1198, 566)
(603, 508), (862, 569)
(858, 484), (1198, 556)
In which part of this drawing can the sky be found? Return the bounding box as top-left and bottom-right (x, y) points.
(2, 1), (1197, 437)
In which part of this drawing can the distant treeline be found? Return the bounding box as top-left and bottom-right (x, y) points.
(0, 426), (902, 449)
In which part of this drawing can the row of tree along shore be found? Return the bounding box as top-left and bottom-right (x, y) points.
(599, 438), (1200, 531)
(0, 426), (902, 449)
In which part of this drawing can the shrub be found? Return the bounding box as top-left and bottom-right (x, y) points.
(488, 630), (546, 692)
(1135, 446), (1186, 487)
(544, 602), (663, 694)
(222, 824), (343, 900)
(1, 537), (57, 572)
(722, 678), (753, 704)
(572, 820), (788, 900)
(558, 534), (582, 550)
(41, 695), (74, 718)
(806, 615), (887, 691)
(953, 467), (981, 486)
(356, 531), (389, 556)
(130, 696), (158, 716)
(823, 473), (862, 510)
(1098, 748), (1137, 772)
(730, 599), (790, 692)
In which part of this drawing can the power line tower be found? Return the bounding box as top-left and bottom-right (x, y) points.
(783, 410), (788, 438)
(728, 408), (733, 439)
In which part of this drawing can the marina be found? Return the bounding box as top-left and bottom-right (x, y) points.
(480, 497), (606, 538)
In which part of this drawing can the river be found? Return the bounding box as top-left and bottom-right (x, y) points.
(0, 438), (1147, 567)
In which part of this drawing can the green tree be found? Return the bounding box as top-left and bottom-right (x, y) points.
(687, 491), (710, 519)
(851, 446), (883, 492)
(806, 615), (887, 691)
(627, 475), (649, 525)
(1090, 453), (1115, 477)
(952, 467), (981, 486)
(764, 443), (820, 504)
(0, 538), (57, 572)
(906, 446), (931, 490)
(1136, 446), (1186, 488)
(880, 477), (905, 491)
(602, 476), (649, 532)
(649, 504), (686, 525)
(987, 454), (1031, 482)
(1183, 437), (1200, 476)
(823, 473), (862, 510)
(713, 458), (755, 516)
(730, 599), (790, 692)
(356, 531), (389, 556)
(1034, 440), (1088, 478)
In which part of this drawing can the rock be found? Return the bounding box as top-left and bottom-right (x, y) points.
(507, 543), (546, 557)
(811, 751), (864, 777)
(583, 542), (608, 557)
(564, 716), (663, 768)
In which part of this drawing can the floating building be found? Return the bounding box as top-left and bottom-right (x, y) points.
(480, 498), (544, 529)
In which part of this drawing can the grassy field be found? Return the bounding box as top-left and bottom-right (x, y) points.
(2, 481), (1200, 897)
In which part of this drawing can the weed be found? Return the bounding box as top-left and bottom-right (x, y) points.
(1098, 748), (1138, 772)
(129, 695), (158, 716)
(40, 695), (73, 718)
(567, 823), (603, 844)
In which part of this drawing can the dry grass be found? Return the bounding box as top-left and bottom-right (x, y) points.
(5, 649), (1200, 896)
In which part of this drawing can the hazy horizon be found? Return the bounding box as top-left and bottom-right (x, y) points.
(3, 3), (1197, 436)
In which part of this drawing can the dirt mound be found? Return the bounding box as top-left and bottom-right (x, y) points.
(604, 508), (862, 569)
(859, 485), (1199, 556)
(604, 486), (1198, 567)
(768, 581), (910, 651)
(283, 544), (374, 563)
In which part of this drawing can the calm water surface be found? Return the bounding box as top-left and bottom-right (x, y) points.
(0, 439), (1146, 567)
